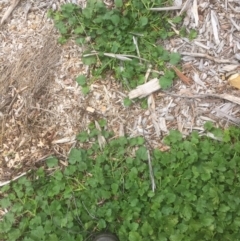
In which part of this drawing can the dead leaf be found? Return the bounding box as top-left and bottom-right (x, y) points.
(171, 66), (192, 85)
(228, 73), (240, 89)
(158, 143), (170, 152)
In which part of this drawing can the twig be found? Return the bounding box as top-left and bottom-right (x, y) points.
(95, 120), (106, 150)
(0, 116), (5, 147)
(147, 150), (156, 192)
(229, 17), (240, 31)
(228, 3), (240, 13)
(71, 194), (83, 226)
(30, 106), (58, 116)
(149, 6), (182, 11)
(140, 119), (156, 192)
(179, 0), (192, 16)
(129, 32), (144, 37)
(133, 36), (142, 64)
(181, 52), (237, 64)
(82, 201), (98, 220)
(104, 53), (149, 62)
(31, 3), (50, 11)
(163, 91), (240, 106)
(144, 65), (152, 83)
(162, 91), (217, 99)
(140, 119), (153, 150)
(36, 153), (54, 162)
(1, 0), (21, 25)
(24, 3), (32, 21)
(83, 52), (149, 62)
(7, 86), (29, 113)
(0, 172), (27, 187)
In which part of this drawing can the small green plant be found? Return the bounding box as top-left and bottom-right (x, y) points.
(179, 26), (197, 40)
(188, 29), (198, 40)
(76, 75), (90, 95)
(1, 123), (240, 240)
(48, 0), (184, 91)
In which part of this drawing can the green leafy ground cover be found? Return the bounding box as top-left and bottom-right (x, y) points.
(48, 0), (189, 91)
(1, 122), (240, 240)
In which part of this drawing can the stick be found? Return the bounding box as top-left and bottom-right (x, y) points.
(147, 150), (156, 192)
(83, 52), (149, 62)
(150, 6), (182, 11)
(0, 172), (27, 187)
(163, 91), (240, 106)
(1, 0), (21, 25)
(181, 52), (238, 64)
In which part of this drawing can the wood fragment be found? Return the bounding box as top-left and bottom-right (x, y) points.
(95, 120), (106, 150)
(181, 52), (238, 64)
(147, 150), (156, 192)
(178, 0), (192, 15)
(192, 0), (199, 26)
(219, 94), (240, 106)
(192, 72), (206, 88)
(163, 91), (240, 106)
(213, 103), (240, 125)
(119, 123), (124, 137)
(149, 6), (182, 11)
(128, 78), (161, 99)
(0, 172), (27, 187)
(86, 106), (95, 113)
(159, 117), (168, 132)
(24, 3), (32, 21)
(228, 3), (240, 13)
(51, 136), (76, 144)
(1, 0), (21, 25)
(229, 17), (240, 31)
(221, 65), (239, 72)
(211, 10), (220, 45)
(133, 36), (141, 64)
(148, 94), (161, 137)
(31, 3), (50, 11)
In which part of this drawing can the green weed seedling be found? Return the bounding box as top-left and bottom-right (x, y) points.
(1, 122), (240, 240)
(48, 0), (186, 92)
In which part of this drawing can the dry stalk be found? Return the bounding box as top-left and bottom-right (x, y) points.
(181, 52), (238, 64)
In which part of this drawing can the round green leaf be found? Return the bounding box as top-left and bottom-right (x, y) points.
(46, 157), (59, 168)
(76, 75), (86, 86)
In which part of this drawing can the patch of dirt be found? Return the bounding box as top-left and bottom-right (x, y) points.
(1, 0), (240, 184)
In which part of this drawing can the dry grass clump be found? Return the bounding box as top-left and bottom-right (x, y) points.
(0, 35), (61, 180)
